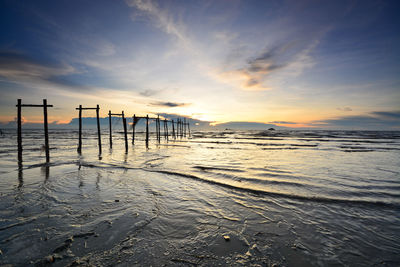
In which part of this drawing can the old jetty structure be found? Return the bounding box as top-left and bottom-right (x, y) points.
(16, 99), (53, 163)
(16, 99), (190, 163)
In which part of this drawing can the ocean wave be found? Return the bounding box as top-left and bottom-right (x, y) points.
(193, 165), (245, 172)
(142, 168), (400, 209)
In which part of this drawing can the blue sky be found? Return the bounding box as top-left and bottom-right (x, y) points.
(0, 0), (399, 129)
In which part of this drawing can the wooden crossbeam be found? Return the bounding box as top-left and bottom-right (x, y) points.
(135, 116), (158, 120)
(17, 104), (53, 107)
(75, 107), (98, 110)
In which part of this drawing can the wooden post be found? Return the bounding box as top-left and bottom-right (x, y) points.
(165, 119), (168, 141)
(180, 119), (183, 138)
(132, 114), (136, 145)
(172, 119), (175, 139)
(122, 111), (128, 152)
(177, 119), (179, 137)
(146, 115), (149, 147)
(163, 119), (166, 139)
(109, 110), (112, 148)
(157, 115), (161, 143)
(184, 118), (187, 137)
(96, 105), (102, 154)
(155, 117), (159, 142)
(78, 105), (82, 153)
(43, 99), (50, 163)
(188, 121), (191, 137)
(17, 99), (22, 162)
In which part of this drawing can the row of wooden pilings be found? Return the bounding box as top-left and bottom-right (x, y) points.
(16, 99), (190, 163)
(105, 110), (191, 154)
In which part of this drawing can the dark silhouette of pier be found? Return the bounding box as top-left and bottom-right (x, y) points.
(16, 99), (190, 163)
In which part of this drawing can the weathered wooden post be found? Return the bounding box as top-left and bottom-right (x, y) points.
(180, 118), (183, 138)
(183, 119), (185, 137)
(165, 119), (169, 141)
(43, 99), (50, 163)
(157, 115), (161, 143)
(96, 105), (102, 154)
(146, 115), (149, 147)
(108, 110), (112, 148)
(163, 119), (166, 140)
(132, 114), (136, 145)
(122, 111), (128, 152)
(17, 99), (22, 162)
(184, 118), (187, 137)
(177, 119), (180, 137)
(78, 105), (82, 153)
(176, 119), (179, 137)
(155, 116), (159, 142)
(172, 119), (176, 139)
(188, 121), (191, 137)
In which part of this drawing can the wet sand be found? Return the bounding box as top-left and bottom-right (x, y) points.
(0, 129), (399, 266)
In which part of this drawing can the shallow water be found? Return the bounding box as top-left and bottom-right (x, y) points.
(0, 129), (399, 266)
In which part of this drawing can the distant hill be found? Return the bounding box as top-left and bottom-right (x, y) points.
(211, 121), (284, 130)
(1, 116), (283, 131)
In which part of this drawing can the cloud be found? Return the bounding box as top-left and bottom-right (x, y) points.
(371, 111), (400, 119)
(219, 40), (319, 91)
(139, 89), (162, 97)
(125, 0), (191, 49)
(151, 101), (189, 107)
(312, 111), (400, 130)
(337, 107), (352, 111)
(0, 50), (122, 101)
(269, 121), (297, 124)
(246, 46), (287, 73)
(0, 51), (76, 85)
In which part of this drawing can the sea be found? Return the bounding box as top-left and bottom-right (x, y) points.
(0, 129), (399, 266)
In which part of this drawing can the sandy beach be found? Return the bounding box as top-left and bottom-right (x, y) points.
(0, 129), (399, 266)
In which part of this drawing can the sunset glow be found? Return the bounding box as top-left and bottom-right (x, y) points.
(0, 0), (399, 129)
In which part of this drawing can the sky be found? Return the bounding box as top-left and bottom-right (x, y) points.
(0, 0), (399, 129)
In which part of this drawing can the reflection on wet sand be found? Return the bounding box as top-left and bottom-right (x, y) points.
(0, 129), (398, 266)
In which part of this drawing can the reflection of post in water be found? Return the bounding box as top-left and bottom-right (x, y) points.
(124, 151), (128, 164)
(41, 164), (50, 182)
(18, 161), (23, 188)
(96, 172), (101, 190)
(78, 167), (84, 187)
